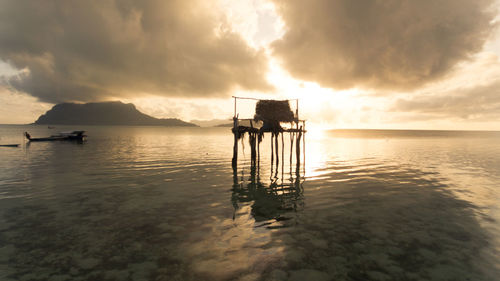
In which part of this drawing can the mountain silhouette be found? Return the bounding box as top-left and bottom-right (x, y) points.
(34, 101), (197, 126)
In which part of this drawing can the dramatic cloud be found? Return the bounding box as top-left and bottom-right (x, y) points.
(394, 80), (500, 121)
(0, 0), (271, 103)
(392, 53), (500, 121)
(272, 0), (497, 91)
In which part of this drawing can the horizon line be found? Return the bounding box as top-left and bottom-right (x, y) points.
(1, 123), (499, 133)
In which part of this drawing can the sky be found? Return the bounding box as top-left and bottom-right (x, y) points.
(1, 0), (500, 130)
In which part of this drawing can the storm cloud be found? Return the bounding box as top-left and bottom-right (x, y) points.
(0, 0), (271, 103)
(272, 0), (496, 91)
(393, 79), (500, 120)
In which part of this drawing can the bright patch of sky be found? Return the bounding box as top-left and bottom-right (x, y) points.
(0, 86), (52, 124)
(0, 60), (20, 76)
(216, 0), (284, 48)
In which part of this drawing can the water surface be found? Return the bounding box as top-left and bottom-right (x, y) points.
(0, 126), (499, 280)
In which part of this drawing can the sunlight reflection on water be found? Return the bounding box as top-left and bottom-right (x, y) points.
(0, 125), (499, 280)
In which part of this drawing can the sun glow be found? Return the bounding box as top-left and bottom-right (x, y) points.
(265, 58), (366, 130)
(120, 57), (369, 130)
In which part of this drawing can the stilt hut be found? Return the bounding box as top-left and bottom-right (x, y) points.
(231, 96), (306, 171)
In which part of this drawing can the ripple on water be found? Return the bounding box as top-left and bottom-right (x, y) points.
(1, 126), (500, 280)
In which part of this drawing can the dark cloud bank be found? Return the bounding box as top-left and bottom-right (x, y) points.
(0, 0), (497, 105)
(0, 0), (270, 103)
(272, 0), (496, 91)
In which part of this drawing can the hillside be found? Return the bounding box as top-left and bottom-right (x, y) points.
(34, 101), (197, 126)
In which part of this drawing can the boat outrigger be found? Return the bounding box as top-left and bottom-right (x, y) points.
(24, 131), (87, 142)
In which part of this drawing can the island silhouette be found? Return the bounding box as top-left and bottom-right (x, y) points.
(34, 101), (197, 126)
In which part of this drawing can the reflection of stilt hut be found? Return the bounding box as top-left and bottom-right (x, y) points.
(232, 173), (304, 222)
(231, 96), (306, 170)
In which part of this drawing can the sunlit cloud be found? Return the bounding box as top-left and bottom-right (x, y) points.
(391, 52), (500, 121)
(272, 0), (497, 91)
(216, 0), (284, 48)
(0, 0), (271, 103)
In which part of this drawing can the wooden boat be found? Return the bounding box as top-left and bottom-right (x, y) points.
(0, 144), (19, 147)
(24, 131), (87, 142)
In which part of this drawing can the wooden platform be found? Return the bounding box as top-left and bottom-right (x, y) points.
(232, 125), (306, 135)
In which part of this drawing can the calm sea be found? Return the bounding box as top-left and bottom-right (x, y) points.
(0, 125), (499, 281)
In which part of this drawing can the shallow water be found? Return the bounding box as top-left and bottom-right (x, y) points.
(0, 125), (499, 281)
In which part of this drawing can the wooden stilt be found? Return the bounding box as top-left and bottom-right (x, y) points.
(296, 126), (302, 168)
(290, 132), (294, 176)
(257, 135), (260, 171)
(271, 133), (274, 173)
(232, 117), (238, 169)
(302, 121), (306, 174)
(252, 134), (257, 166)
(249, 121), (256, 167)
(275, 132), (279, 171)
(281, 132), (284, 180)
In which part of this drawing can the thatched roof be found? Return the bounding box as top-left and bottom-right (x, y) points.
(254, 100), (295, 123)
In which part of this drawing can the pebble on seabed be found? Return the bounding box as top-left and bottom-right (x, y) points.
(288, 269), (330, 281)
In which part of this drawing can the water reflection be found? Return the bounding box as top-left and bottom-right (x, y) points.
(271, 161), (499, 281)
(1, 126), (500, 281)
(230, 153), (499, 280)
(232, 166), (304, 224)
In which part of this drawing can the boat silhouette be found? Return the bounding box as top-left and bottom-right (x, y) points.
(24, 131), (86, 142)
